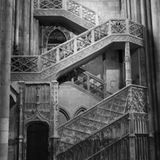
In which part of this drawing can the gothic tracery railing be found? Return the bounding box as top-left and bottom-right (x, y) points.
(11, 19), (144, 73)
(70, 68), (107, 98)
(57, 112), (148, 160)
(34, 0), (99, 25)
(56, 85), (147, 155)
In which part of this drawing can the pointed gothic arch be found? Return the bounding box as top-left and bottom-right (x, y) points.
(74, 106), (87, 117)
(58, 108), (70, 126)
(47, 29), (67, 50)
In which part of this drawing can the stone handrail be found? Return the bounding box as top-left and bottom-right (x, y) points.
(33, 0), (99, 25)
(71, 68), (106, 98)
(57, 85), (147, 154)
(58, 67), (109, 98)
(57, 112), (148, 159)
(86, 113), (149, 160)
(86, 135), (130, 160)
(11, 19), (144, 73)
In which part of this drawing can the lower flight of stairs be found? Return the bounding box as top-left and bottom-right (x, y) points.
(57, 112), (148, 160)
(57, 84), (147, 160)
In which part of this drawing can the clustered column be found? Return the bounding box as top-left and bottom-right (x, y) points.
(0, 1), (12, 160)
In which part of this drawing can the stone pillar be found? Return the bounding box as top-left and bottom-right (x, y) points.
(18, 82), (24, 160)
(50, 80), (59, 160)
(0, 0), (12, 160)
(126, 0), (131, 19)
(23, 0), (30, 55)
(150, 0), (160, 159)
(29, 0), (34, 55)
(140, 0), (157, 159)
(125, 42), (132, 85)
(140, 0), (146, 25)
(128, 113), (136, 160)
(102, 53), (107, 96)
(15, 0), (20, 53)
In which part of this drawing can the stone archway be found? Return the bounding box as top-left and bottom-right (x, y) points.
(26, 122), (49, 160)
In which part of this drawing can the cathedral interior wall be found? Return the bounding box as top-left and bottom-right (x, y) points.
(7, 0), (160, 159)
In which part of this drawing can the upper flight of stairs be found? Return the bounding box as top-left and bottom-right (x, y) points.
(34, 0), (98, 31)
(56, 85), (147, 157)
(11, 19), (144, 82)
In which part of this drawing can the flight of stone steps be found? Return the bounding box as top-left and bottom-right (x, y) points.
(57, 85), (130, 153)
(11, 19), (143, 81)
(57, 85), (147, 160)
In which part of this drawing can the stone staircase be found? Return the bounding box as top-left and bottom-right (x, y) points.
(10, 2), (148, 160)
(58, 67), (111, 98)
(33, 0), (99, 31)
(56, 85), (147, 158)
(57, 111), (148, 160)
(11, 19), (144, 81)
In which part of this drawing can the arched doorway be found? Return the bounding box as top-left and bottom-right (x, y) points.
(26, 122), (49, 160)
(47, 29), (66, 50)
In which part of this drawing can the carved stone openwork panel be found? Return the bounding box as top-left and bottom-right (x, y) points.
(67, 0), (80, 16)
(11, 56), (39, 72)
(129, 21), (144, 38)
(126, 86), (147, 113)
(94, 21), (109, 41)
(81, 6), (96, 24)
(111, 19), (126, 33)
(57, 85), (148, 156)
(34, 0), (63, 9)
(23, 83), (51, 124)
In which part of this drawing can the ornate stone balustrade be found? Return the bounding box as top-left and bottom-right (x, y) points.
(71, 68), (106, 98)
(57, 111), (148, 160)
(86, 115), (149, 160)
(86, 135), (130, 160)
(11, 19), (144, 75)
(11, 55), (40, 72)
(56, 85), (147, 155)
(33, 0), (99, 25)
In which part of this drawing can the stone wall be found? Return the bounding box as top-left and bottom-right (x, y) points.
(58, 82), (99, 120)
(82, 49), (122, 94)
(76, 0), (121, 22)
